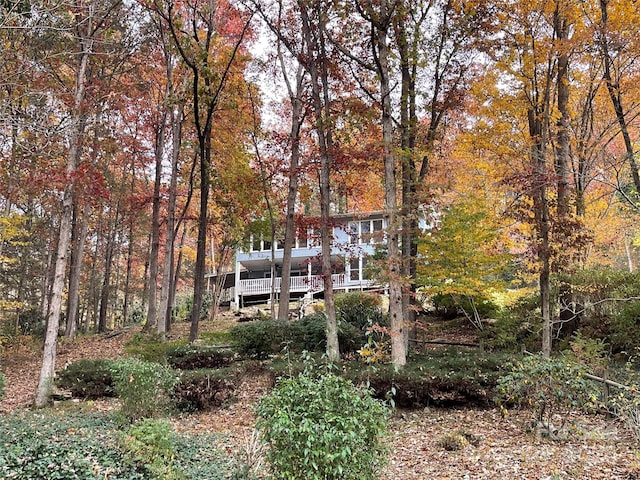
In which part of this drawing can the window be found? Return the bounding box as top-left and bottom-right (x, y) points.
(349, 222), (359, 244)
(350, 257), (360, 281)
(251, 235), (261, 252)
(348, 219), (385, 245)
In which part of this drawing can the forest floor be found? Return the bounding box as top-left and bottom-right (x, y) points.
(1, 313), (640, 479)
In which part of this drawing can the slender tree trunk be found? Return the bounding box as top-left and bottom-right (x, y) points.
(145, 107), (168, 332)
(599, 0), (640, 194)
(299, 0), (339, 361)
(278, 64), (305, 321)
(554, 2), (575, 337)
(122, 174), (136, 326)
(98, 206), (120, 333)
(169, 224), (187, 327)
(65, 202), (88, 339)
(529, 108), (553, 357)
(35, 20), (93, 406)
(376, 13), (406, 367)
(159, 99), (184, 335)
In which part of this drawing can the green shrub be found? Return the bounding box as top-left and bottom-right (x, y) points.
(606, 355), (640, 442)
(609, 302), (640, 353)
(256, 362), (388, 480)
(121, 418), (181, 479)
(56, 359), (116, 398)
(172, 368), (238, 412)
(298, 312), (364, 354)
(345, 348), (514, 407)
(230, 314), (368, 359)
(230, 319), (304, 359)
(110, 358), (178, 421)
(496, 354), (599, 437)
(0, 370), (5, 400)
(481, 293), (541, 351)
(335, 291), (386, 331)
(124, 333), (185, 363)
(166, 344), (235, 370)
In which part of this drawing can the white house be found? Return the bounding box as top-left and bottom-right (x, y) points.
(225, 211), (387, 308)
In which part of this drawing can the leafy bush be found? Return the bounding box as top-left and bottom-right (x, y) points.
(298, 312), (365, 354)
(230, 314), (367, 359)
(345, 349), (514, 407)
(17, 308), (46, 337)
(229, 318), (301, 359)
(256, 362), (388, 480)
(124, 333), (186, 363)
(609, 302), (640, 353)
(172, 368), (238, 412)
(335, 291), (386, 331)
(172, 291), (213, 323)
(496, 354), (599, 437)
(121, 418), (181, 479)
(166, 344), (235, 370)
(110, 358), (178, 421)
(481, 293), (541, 351)
(559, 268), (640, 351)
(56, 358), (116, 398)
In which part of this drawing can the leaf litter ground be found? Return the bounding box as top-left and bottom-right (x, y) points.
(1, 317), (639, 479)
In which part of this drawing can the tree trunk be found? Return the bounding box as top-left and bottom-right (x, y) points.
(159, 98), (184, 335)
(35, 18), (93, 406)
(98, 206), (119, 333)
(145, 109), (168, 332)
(529, 108), (553, 357)
(376, 14), (406, 368)
(278, 63), (305, 321)
(65, 202), (88, 339)
(599, 0), (640, 195)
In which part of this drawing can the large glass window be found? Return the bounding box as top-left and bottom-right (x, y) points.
(350, 257), (360, 281)
(349, 219), (384, 245)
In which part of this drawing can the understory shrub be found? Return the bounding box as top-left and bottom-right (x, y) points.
(124, 333), (185, 364)
(230, 319), (301, 358)
(230, 297), (386, 359)
(346, 349), (514, 407)
(334, 291), (387, 331)
(166, 344), (235, 370)
(172, 368), (238, 412)
(256, 362), (388, 480)
(110, 358), (178, 421)
(609, 302), (640, 353)
(605, 354), (640, 443)
(497, 354), (599, 437)
(559, 268), (640, 352)
(121, 418), (181, 479)
(56, 358), (116, 398)
(0, 370), (4, 400)
(431, 293), (500, 322)
(480, 293), (541, 351)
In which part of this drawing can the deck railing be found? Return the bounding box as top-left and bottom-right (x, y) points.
(236, 274), (376, 296)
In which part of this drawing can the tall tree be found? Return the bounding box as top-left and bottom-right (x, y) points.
(36, 0), (125, 407)
(155, 0), (253, 342)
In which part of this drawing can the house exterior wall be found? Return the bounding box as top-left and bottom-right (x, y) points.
(229, 212), (387, 307)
